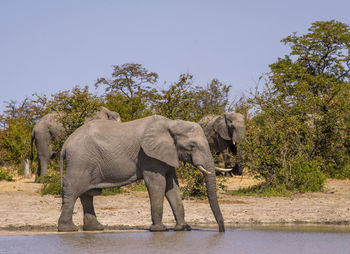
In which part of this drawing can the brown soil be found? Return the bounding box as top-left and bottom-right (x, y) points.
(1, 175), (350, 233)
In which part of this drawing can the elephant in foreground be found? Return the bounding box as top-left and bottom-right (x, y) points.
(30, 107), (121, 179)
(58, 115), (225, 232)
(200, 112), (246, 176)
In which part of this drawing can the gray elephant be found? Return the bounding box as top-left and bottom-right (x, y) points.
(58, 115), (225, 232)
(200, 112), (246, 176)
(30, 107), (121, 179)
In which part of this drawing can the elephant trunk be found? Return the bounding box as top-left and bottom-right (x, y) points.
(202, 162), (225, 232)
(232, 125), (246, 144)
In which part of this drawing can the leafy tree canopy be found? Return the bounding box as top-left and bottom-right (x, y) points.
(242, 20), (350, 194)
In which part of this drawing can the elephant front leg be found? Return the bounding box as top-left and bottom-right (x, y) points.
(80, 193), (104, 231)
(143, 169), (167, 232)
(165, 169), (191, 231)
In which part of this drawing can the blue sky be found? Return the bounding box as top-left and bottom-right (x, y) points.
(1, 0), (350, 112)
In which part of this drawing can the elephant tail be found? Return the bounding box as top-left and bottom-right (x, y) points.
(30, 129), (35, 161)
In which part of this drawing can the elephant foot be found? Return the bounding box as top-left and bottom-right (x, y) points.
(58, 221), (79, 232)
(83, 214), (104, 231)
(174, 224), (192, 231)
(149, 224), (168, 232)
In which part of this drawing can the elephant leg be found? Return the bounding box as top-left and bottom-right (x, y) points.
(143, 169), (167, 232)
(38, 155), (49, 178)
(58, 181), (80, 232)
(165, 169), (191, 231)
(58, 193), (79, 232)
(36, 148), (53, 181)
(80, 194), (104, 231)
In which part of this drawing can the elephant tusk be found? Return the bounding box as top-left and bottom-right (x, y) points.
(197, 165), (212, 175)
(215, 167), (232, 172)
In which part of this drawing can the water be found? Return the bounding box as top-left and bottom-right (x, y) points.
(1, 227), (350, 254)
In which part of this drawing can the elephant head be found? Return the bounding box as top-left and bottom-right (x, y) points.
(86, 107), (121, 122)
(200, 112), (246, 176)
(213, 112), (245, 144)
(141, 117), (225, 232)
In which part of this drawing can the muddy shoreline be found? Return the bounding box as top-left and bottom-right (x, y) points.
(1, 176), (350, 234)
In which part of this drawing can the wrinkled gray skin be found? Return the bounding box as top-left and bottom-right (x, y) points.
(200, 112), (246, 176)
(30, 107), (121, 179)
(58, 115), (225, 232)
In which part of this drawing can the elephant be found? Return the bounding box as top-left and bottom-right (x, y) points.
(30, 107), (121, 179)
(199, 112), (246, 176)
(58, 115), (225, 232)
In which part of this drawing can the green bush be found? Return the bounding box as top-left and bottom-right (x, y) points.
(40, 171), (61, 196)
(290, 158), (326, 192)
(229, 159), (326, 195)
(127, 180), (148, 192)
(178, 163), (208, 199)
(228, 183), (291, 197)
(241, 114), (327, 194)
(0, 169), (14, 181)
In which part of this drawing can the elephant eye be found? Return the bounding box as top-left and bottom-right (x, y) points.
(188, 143), (196, 151)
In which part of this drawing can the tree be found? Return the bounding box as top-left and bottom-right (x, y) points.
(44, 86), (103, 141)
(270, 20), (350, 176)
(242, 20), (350, 193)
(194, 79), (231, 118)
(154, 74), (231, 122)
(0, 98), (46, 165)
(96, 63), (159, 121)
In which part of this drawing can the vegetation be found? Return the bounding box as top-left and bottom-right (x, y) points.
(40, 170), (61, 196)
(240, 20), (350, 194)
(101, 188), (128, 196)
(0, 169), (14, 181)
(0, 20), (349, 196)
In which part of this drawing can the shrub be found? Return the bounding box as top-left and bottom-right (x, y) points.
(241, 111), (327, 194)
(127, 180), (148, 192)
(228, 183), (291, 197)
(101, 187), (128, 196)
(40, 170), (61, 196)
(289, 158), (326, 192)
(0, 169), (14, 181)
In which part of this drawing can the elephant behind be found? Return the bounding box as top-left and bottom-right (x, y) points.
(30, 107), (121, 179)
(58, 115), (225, 232)
(199, 112), (246, 176)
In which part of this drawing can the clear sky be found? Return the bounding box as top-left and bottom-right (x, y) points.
(1, 0), (350, 112)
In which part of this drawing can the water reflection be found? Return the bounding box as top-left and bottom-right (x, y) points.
(1, 228), (350, 254)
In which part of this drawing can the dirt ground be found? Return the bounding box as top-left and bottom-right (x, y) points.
(1, 174), (350, 233)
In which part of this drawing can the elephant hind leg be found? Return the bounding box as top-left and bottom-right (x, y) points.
(80, 194), (104, 231)
(58, 192), (79, 232)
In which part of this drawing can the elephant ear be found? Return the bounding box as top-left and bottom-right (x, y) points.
(141, 119), (179, 168)
(213, 115), (231, 140)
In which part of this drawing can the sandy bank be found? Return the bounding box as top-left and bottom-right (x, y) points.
(1, 175), (350, 233)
